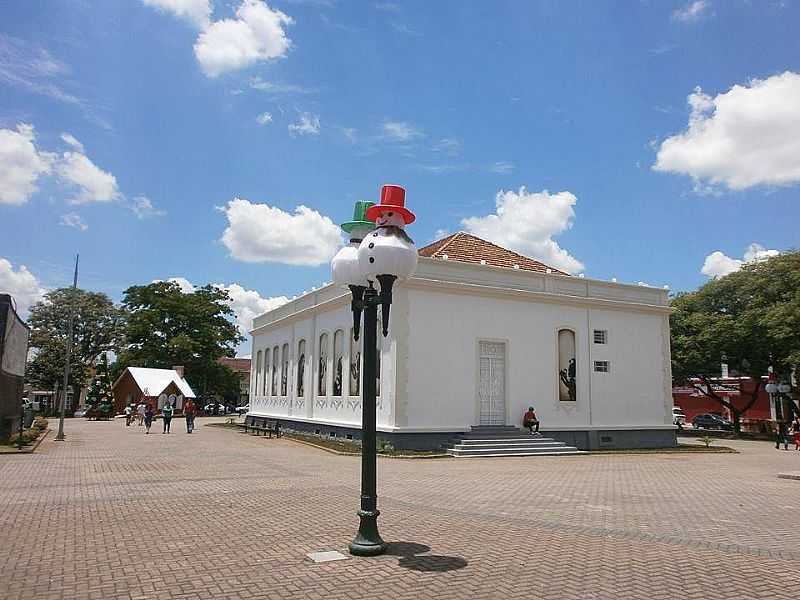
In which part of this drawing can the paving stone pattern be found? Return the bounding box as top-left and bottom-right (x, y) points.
(1, 419), (799, 599)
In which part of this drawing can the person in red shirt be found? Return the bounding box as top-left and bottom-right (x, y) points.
(184, 398), (197, 434)
(523, 407), (539, 435)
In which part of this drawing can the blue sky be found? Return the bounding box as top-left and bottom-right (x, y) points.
(1, 0), (799, 353)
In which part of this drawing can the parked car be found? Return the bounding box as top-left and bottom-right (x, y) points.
(204, 403), (229, 415)
(692, 413), (733, 430)
(73, 407), (88, 418)
(236, 404), (249, 415)
(672, 407), (686, 427)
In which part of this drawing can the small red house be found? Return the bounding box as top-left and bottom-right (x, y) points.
(112, 366), (196, 414)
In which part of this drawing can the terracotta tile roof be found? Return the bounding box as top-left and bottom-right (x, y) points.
(418, 231), (568, 275)
(218, 357), (251, 373)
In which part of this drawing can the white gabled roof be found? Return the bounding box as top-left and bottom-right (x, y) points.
(125, 367), (197, 398)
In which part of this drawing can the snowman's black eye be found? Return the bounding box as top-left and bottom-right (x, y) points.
(387, 212), (393, 217)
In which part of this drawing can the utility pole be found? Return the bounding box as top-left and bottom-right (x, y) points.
(55, 254), (79, 442)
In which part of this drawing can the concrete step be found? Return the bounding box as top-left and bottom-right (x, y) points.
(453, 438), (564, 447)
(446, 446), (585, 457)
(456, 435), (554, 442)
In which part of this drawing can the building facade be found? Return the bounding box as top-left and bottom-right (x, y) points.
(248, 233), (676, 450)
(218, 357), (251, 406)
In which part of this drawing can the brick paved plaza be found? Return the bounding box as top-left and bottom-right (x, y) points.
(1, 419), (798, 600)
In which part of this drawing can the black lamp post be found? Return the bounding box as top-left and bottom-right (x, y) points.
(331, 188), (417, 556)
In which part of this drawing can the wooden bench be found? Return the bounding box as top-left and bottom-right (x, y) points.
(237, 418), (281, 438)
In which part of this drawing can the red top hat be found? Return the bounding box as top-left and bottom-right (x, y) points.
(366, 184), (416, 225)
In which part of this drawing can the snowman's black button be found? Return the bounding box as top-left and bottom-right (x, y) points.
(368, 243), (374, 249)
(372, 232), (378, 237)
(369, 257), (375, 263)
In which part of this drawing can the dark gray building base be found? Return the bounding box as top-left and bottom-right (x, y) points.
(245, 415), (677, 451)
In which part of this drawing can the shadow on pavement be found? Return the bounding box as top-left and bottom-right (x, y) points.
(385, 541), (468, 573)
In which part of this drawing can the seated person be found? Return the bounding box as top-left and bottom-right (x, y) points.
(523, 406), (540, 434)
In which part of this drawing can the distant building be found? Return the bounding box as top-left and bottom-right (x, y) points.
(218, 357), (250, 406)
(112, 366), (196, 413)
(248, 232), (675, 450)
(673, 376), (795, 431)
(0, 294), (30, 440)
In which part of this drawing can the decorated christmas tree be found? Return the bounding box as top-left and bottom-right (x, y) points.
(86, 354), (114, 420)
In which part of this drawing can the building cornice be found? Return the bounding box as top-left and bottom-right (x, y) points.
(251, 257), (671, 335)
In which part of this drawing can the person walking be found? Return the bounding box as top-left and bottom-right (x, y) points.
(775, 420), (789, 450)
(791, 417), (800, 451)
(162, 400), (174, 434)
(144, 404), (154, 434)
(137, 400), (146, 426)
(523, 406), (540, 435)
(125, 403), (133, 426)
(184, 398), (197, 434)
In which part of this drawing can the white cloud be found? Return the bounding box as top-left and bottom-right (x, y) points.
(249, 77), (312, 94)
(0, 257), (46, 316)
(256, 111), (273, 125)
(701, 243), (780, 278)
(382, 121), (423, 142)
(194, 0), (293, 77)
(461, 187), (584, 274)
(432, 137), (461, 155)
(60, 132), (84, 152)
(672, 1), (710, 22)
(288, 112), (320, 136)
(0, 123), (53, 205)
(141, 0), (212, 28)
(59, 212), (88, 231)
(56, 150), (120, 204)
(213, 282), (289, 337)
(130, 195), (165, 218)
(0, 35), (80, 106)
(220, 198), (342, 266)
(489, 161), (514, 174)
(653, 71), (800, 191)
(340, 127), (357, 142)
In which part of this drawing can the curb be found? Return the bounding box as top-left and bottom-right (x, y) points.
(0, 428), (51, 455)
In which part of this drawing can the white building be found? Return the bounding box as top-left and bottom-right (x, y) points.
(248, 233), (676, 450)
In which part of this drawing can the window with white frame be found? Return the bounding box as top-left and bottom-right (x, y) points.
(318, 333), (328, 396)
(332, 330), (344, 397)
(594, 360), (610, 373)
(263, 348), (270, 395)
(255, 350), (262, 397)
(593, 329), (608, 344)
(296, 339), (306, 398)
(281, 343), (289, 396)
(271, 345), (279, 395)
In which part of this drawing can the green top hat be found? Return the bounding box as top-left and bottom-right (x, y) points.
(341, 200), (375, 233)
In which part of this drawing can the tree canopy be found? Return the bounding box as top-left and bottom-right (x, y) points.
(26, 288), (126, 395)
(117, 281), (243, 399)
(671, 250), (800, 430)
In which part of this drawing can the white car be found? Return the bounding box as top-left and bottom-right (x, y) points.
(236, 404), (249, 415)
(204, 403), (229, 414)
(672, 407), (687, 427)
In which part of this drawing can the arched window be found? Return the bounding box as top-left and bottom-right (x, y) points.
(557, 329), (577, 402)
(255, 350), (262, 397)
(297, 339), (306, 398)
(263, 348), (270, 396)
(332, 330), (344, 396)
(318, 333), (328, 396)
(349, 328), (360, 396)
(281, 343), (289, 396)
(271, 345), (279, 396)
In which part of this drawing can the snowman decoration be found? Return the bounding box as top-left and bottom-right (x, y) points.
(331, 200), (376, 289)
(357, 184), (418, 285)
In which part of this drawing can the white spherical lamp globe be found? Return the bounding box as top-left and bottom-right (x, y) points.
(332, 244), (369, 288)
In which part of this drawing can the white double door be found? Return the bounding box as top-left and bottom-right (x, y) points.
(478, 341), (506, 426)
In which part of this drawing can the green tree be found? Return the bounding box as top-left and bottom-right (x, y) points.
(118, 281), (243, 399)
(671, 251), (800, 434)
(86, 353), (114, 419)
(26, 288), (126, 413)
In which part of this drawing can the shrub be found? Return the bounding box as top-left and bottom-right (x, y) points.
(8, 430), (39, 446)
(697, 436), (715, 448)
(32, 417), (49, 430)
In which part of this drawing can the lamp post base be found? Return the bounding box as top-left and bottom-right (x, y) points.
(348, 509), (387, 556)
